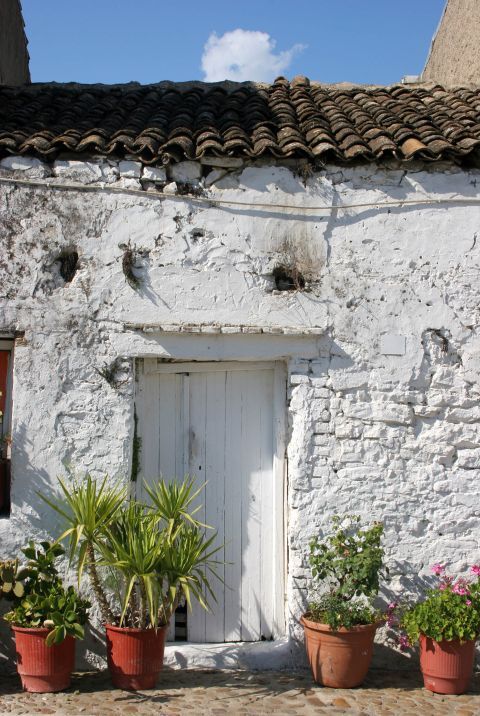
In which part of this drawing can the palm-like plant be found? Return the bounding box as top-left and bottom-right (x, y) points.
(39, 473), (127, 624)
(99, 502), (164, 628)
(99, 480), (222, 629)
(42, 474), (221, 631)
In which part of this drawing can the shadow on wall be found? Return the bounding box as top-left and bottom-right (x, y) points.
(7, 421), (61, 534)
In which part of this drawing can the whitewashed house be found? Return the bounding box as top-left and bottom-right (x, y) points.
(1, 76), (480, 669)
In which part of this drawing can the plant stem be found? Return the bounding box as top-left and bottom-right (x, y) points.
(86, 543), (115, 624)
(139, 578), (147, 629)
(128, 583), (138, 628)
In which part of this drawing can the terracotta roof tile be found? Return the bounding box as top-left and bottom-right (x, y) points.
(1, 78), (480, 165)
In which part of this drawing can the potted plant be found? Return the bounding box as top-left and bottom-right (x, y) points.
(301, 515), (384, 688)
(395, 563), (480, 695)
(42, 474), (221, 690)
(2, 541), (90, 693)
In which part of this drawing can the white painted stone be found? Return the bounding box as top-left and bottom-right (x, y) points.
(343, 401), (413, 425)
(170, 160), (202, 183)
(380, 334), (406, 355)
(205, 168), (228, 187)
(330, 370), (369, 391)
(119, 160), (142, 178)
(116, 177), (142, 189)
(142, 165), (167, 182)
(457, 449), (480, 469)
(290, 375), (310, 385)
(163, 638), (292, 670)
(162, 181), (177, 194)
(53, 160), (103, 183)
(0, 156), (50, 178)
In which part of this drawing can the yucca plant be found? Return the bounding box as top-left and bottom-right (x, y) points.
(41, 474), (221, 631)
(99, 502), (164, 628)
(99, 479), (222, 628)
(39, 473), (127, 624)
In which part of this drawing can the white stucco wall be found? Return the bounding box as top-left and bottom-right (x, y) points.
(0, 155), (479, 670)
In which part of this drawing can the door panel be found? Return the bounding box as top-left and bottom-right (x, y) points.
(137, 361), (281, 643)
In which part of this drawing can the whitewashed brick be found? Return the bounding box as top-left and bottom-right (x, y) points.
(53, 159), (103, 182)
(329, 370), (369, 391)
(290, 374), (310, 385)
(457, 449), (480, 469)
(447, 407), (480, 423)
(380, 334), (406, 355)
(163, 181), (177, 194)
(0, 155), (50, 178)
(170, 160), (202, 182)
(205, 168), (227, 186)
(142, 166), (167, 182)
(119, 160), (142, 178)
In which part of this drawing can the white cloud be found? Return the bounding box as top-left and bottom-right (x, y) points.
(201, 29), (306, 82)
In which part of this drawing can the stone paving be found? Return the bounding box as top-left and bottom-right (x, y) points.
(0, 668), (480, 716)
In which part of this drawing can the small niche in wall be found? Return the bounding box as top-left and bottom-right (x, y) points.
(57, 249), (79, 283)
(272, 265), (306, 291)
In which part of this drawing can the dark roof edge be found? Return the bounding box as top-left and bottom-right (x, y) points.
(2, 77), (469, 93)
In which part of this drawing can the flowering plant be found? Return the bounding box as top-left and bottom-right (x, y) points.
(306, 515), (384, 629)
(389, 564), (480, 646)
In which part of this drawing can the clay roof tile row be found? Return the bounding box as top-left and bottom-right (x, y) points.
(1, 77), (480, 165)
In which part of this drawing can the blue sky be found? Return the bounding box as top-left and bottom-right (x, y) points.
(22, 0), (445, 86)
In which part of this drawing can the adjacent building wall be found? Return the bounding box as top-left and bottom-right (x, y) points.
(0, 0), (30, 85)
(423, 0), (480, 86)
(0, 156), (479, 669)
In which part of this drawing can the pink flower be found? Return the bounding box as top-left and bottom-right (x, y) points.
(471, 565), (480, 576)
(398, 634), (410, 651)
(431, 563), (445, 576)
(466, 600), (472, 606)
(452, 578), (470, 596)
(387, 602), (397, 611)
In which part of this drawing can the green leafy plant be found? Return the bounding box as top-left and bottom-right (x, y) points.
(98, 482), (221, 629)
(43, 474), (222, 629)
(3, 542), (90, 646)
(0, 559), (26, 600)
(398, 564), (480, 646)
(306, 515), (384, 629)
(39, 473), (127, 624)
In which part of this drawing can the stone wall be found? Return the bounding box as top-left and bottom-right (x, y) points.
(423, 0), (480, 86)
(0, 155), (479, 669)
(0, 0), (30, 85)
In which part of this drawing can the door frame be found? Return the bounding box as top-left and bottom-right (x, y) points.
(137, 358), (287, 638)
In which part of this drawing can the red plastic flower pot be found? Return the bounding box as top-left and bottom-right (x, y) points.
(105, 624), (168, 690)
(12, 626), (75, 693)
(301, 615), (379, 688)
(419, 634), (476, 695)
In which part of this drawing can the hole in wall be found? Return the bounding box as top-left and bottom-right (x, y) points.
(272, 265), (306, 291)
(57, 250), (79, 283)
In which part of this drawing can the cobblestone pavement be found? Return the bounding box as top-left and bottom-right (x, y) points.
(1, 668), (480, 716)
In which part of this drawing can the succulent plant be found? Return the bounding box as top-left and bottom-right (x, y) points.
(0, 559), (26, 600)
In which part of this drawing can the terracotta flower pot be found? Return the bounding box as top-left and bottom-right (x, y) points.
(105, 624), (168, 690)
(419, 634), (476, 695)
(12, 626), (75, 693)
(301, 615), (378, 688)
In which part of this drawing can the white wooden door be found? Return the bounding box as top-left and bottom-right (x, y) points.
(136, 360), (285, 643)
